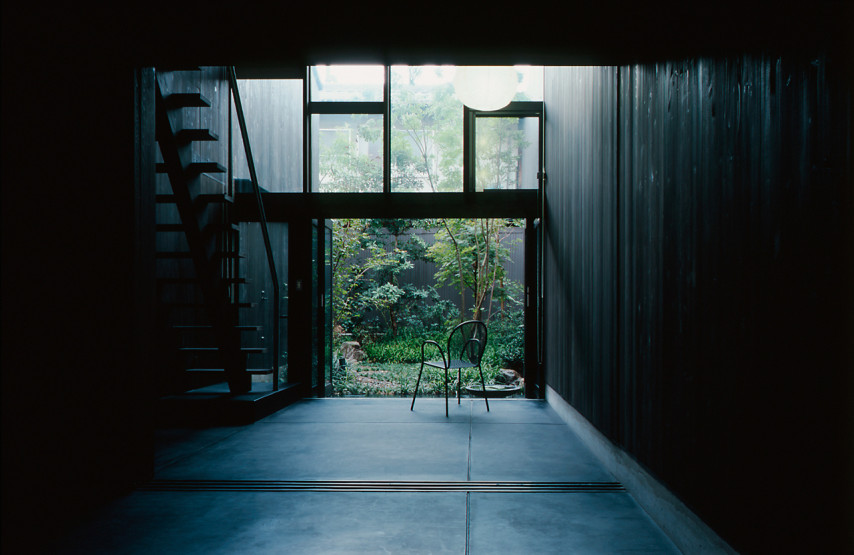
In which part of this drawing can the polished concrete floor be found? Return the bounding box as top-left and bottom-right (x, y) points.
(53, 398), (680, 554)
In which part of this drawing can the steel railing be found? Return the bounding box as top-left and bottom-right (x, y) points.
(228, 67), (281, 390)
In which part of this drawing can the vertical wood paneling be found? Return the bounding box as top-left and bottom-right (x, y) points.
(545, 56), (851, 553)
(543, 66), (619, 432)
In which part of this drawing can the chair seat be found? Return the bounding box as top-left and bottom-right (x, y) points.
(423, 359), (479, 370)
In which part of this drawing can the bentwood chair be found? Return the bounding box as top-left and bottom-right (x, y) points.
(410, 320), (489, 417)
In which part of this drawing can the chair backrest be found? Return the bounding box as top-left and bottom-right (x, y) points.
(447, 320), (488, 364)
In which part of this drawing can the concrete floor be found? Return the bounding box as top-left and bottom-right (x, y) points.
(52, 398), (680, 554)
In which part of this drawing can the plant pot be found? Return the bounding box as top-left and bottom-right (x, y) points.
(465, 384), (522, 398)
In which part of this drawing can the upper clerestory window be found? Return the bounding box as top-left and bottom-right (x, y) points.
(308, 65), (543, 194)
(310, 65), (385, 102)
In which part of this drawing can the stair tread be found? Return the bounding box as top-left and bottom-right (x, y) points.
(156, 162), (227, 174)
(197, 193), (234, 203)
(190, 162), (227, 173)
(175, 129), (219, 142)
(155, 193), (234, 204)
(164, 92), (210, 109)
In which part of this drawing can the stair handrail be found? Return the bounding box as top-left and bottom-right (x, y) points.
(228, 67), (281, 390)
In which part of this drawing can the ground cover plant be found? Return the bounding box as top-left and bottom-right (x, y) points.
(333, 361), (505, 397)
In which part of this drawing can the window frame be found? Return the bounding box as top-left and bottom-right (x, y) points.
(305, 66), (389, 194)
(306, 66), (544, 197)
(463, 101), (544, 194)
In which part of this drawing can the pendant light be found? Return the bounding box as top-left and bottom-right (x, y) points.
(452, 66), (517, 111)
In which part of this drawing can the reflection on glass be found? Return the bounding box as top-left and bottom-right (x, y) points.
(476, 117), (539, 191)
(324, 223), (333, 393)
(311, 114), (383, 192)
(390, 66), (463, 192)
(272, 223), (289, 387)
(311, 224), (319, 389)
(512, 66), (544, 101)
(233, 80), (303, 192)
(310, 65), (384, 102)
(238, 222), (289, 388)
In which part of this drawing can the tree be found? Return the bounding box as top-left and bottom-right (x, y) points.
(332, 218), (450, 339)
(390, 68), (463, 192)
(362, 219), (430, 337)
(331, 219), (396, 333)
(317, 116), (382, 192)
(476, 118), (531, 190)
(429, 218), (522, 324)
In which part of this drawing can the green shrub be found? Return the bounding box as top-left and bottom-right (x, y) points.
(362, 332), (443, 363)
(485, 309), (525, 370)
(332, 361), (502, 397)
(362, 313), (525, 371)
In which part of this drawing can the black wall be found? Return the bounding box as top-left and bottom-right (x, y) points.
(2, 62), (156, 551)
(544, 58), (852, 553)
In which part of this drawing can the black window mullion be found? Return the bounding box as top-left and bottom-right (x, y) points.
(467, 101), (543, 119)
(304, 66), (310, 193)
(463, 106), (475, 193)
(467, 101), (544, 194)
(307, 101), (385, 115)
(383, 65), (391, 194)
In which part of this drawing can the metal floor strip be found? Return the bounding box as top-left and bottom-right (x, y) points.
(140, 480), (626, 493)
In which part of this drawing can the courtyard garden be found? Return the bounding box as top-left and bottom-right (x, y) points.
(330, 218), (526, 397)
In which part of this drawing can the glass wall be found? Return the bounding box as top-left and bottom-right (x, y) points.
(232, 79), (303, 192)
(311, 114), (383, 192)
(309, 65), (385, 193)
(310, 65), (384, 102)
(390, 66), (463, 192)
(308, 64), (543, 194)
(273, 223), (289, 387)
(475, 116), (540, 191)
(238, 221), (288, 386)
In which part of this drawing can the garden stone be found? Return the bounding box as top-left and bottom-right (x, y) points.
(496, 369), (522, 385)
(341, 341), (367, 363)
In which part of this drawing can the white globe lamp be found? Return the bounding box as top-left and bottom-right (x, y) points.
(453, 66), (517, 111)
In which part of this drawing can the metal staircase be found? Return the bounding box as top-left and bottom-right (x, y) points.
(153, 68), (271, 395)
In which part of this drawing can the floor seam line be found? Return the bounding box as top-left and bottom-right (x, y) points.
(465, 491), (471, 555)
(467, 401), (472, 482)
(466, 401), (471, 555)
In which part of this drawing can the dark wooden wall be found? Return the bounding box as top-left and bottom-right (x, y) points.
(543, 66), (620, 427)
(544, 57), (852, 553)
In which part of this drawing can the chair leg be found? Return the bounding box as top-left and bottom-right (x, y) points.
(478, 364), (489, 412)
(444, 367), (449, 417)
(411, 362), (425, 411)
(457, 369), (462, 404)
